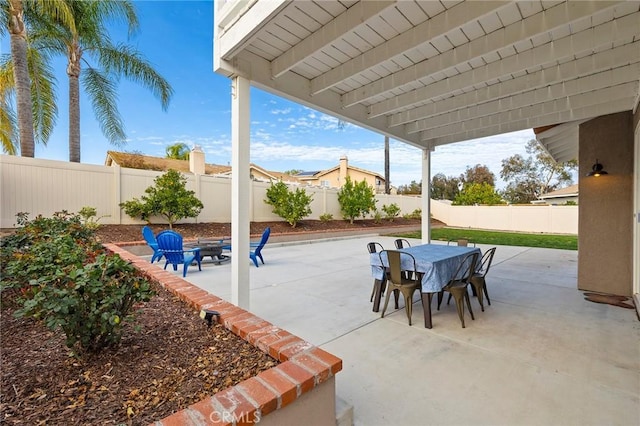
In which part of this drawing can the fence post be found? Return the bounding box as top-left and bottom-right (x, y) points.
(112, 165), (122, 224)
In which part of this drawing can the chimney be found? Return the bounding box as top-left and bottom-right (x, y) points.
(339, 155), (348, 183)
(189, 145), (205, 175)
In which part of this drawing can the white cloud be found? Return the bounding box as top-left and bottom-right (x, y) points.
(270, 108), (291, 115)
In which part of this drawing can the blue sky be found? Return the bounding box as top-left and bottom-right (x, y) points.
(1, 0), (535, 188)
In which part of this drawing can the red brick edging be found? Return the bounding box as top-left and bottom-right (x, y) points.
(105, 244), (342, 425)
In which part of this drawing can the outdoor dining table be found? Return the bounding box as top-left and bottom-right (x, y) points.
(370, 243), (481, 328)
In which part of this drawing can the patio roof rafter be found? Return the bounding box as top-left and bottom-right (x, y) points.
(421, 96), (636, 147)
(407, 63), (640, 134)
(343, 1), (626, 109)
(387, 43), (640, 128)
(367, 10), (640, 119)
(270, 0), (397, 79)
(309, 0), (510, 96)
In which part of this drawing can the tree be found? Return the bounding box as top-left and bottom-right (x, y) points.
(40, 0), (173, 162)
(397, 180), (421, 195)
(119, 169), (203, 228)
(337, 176), (376, 224)
(430, 174), (460, 200)
(452, 182), (505, 205)
(460, 164), (495, 187)
(500, 139), (577, 204)
(283, 169), (303, 176)
(1, 0), (74, 157)
(264, 180), (313, 228)
(165, 142), (189, 160)
(0, 35), (58, 154)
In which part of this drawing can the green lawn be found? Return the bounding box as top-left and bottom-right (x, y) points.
(392, 227), (577, 250)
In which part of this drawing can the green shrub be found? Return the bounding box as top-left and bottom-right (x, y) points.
(319, 213), (333, 222)
(337, 177), (377, 224)
(17, 253), (153, 352)
(372, 208), (383, 224)
(264, 180), (313, 228)
(403, 208), (422, 220)
(120, 169), (203, 228)
(1, 212), (155, 355)
(381, 203), (400, 222)
(78, 206), (109, 229)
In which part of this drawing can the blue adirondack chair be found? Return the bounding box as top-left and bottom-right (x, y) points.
(156, 230), (201, 277)
(142, 226), (163, 263)
(250, 227), (270, 267)
(220, 227), (271, 267)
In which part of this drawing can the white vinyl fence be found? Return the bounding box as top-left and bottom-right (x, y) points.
(0, 156), (577, 234)
(0, 156), (420, 228)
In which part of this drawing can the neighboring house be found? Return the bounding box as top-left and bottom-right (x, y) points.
(295, 156), (391, 193)
(105, 147), (300, 184)
(532, 184), (579, 205)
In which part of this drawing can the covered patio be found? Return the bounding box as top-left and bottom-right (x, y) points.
(152, 235), (639, 425)
(213, 0), (640, 311)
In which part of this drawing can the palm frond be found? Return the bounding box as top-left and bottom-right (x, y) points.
(0, 57), (18, 155)
(96, 43), (173, 110)
(26, 0), (76, 34)
(82, 67), (126, 145)
(26, 46), (57, 145)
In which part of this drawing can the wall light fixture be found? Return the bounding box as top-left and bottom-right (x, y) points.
(587, 159), (608, 177)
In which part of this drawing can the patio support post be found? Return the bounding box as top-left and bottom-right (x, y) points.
(231, 75), (251, 309)
(421, 148), (432, 244)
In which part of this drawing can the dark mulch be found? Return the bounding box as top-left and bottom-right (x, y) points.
(0, 283), (278, 425)
(94, 218), (426, 244)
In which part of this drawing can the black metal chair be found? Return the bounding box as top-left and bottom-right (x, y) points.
(367, 242), (392, 305)
(470, 247), (496, 311)
(394, 238), (411, 249)
(447, 238), (476, 247)
(379, 250), (420, 326)
(437, 252), (479, 328)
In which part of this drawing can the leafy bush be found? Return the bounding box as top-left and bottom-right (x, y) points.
(1, 212), (155, 355)
(78, 206), (109, 229)
(120, 169), (203, 228)
(403, 208), (422, 219)
(264, 180), (313, 228)
(337, 177), (377, 224)
(453, 183), (505, 206)
(319, 213), (333, 222)
(372, 208), (382, 224)
(381, 203), (400, 222)
(17, 253), (153, 352)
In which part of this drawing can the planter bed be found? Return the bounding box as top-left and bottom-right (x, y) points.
(110, 244), (342, 425)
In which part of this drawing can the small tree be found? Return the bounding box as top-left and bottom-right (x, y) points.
(381, 203), (400, 222)
(453, 183), (505, 206)
(264, 180), (313, 228)
(337, 177), (377, 224)
(120, 169), (203, 228)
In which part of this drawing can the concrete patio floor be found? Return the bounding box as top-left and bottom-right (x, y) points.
(147, 235), (639, 426)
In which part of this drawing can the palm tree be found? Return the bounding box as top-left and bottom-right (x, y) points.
(165, 142), (189, 160)
(0, 40), (58, 154)
(1, 0), (73, 157)
(44, 0), (172, 162)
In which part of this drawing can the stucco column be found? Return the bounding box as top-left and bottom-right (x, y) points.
(421, 148), (431, 243)
(231, 75), (251, 309)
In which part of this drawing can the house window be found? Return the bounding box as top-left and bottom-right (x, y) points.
(376, 179), (382, 186)
(321, 180), (330, 187)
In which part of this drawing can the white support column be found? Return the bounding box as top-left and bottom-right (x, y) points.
(421, 148), (432, 244)
(231, 76), (251, 309)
